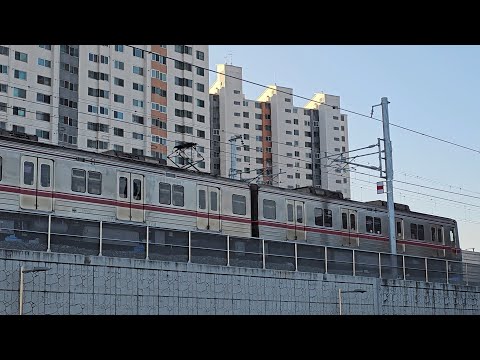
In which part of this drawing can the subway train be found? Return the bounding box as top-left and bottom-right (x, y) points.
(0, 130), (461, 261)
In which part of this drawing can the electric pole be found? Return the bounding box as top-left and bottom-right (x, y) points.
(381, 97), (396, 255)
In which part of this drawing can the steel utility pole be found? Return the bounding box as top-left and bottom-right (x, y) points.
(381, 97), (396, 255)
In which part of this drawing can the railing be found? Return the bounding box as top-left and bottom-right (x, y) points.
(0, 210), (478, 286)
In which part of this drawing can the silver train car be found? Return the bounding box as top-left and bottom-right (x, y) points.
(0, 131), (461, 261)
(252, 185), (461, 261)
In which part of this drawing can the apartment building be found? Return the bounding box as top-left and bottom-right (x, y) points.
(0, 45), (210, 171)
(209, 64), (350, 198)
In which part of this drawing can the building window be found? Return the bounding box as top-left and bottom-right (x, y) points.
(133, 99), (144, 108)
(114, 94), (124, 103)
(0, 102), (6, 112)
(152, 119), (167, 129)
(37, 58), (51, 68)
(36, 111), (50, 122)
(36, 93), (51, 104)
(13, 125), (25, 133)
(114, 45), (124, 52)
(133, 82), (144, 92)
(152, 53), (166, 64)
(36, 129), (50, 139)
(0, 46), (9, 56)
(13, 106), (26, 117)
(37, 75), (51, 86)
(196, 83), (204, 92)
(196, 99), (205, 108)
(0, 65), (7, 75)
(151, 69), (167, 81)
(133, 66), (144, 75)
(152, 86), (167, 97)
(114, 77), (124, 87)
(196, 67), (204, 76)
(175, 45), (192, 55)
(133, 132), (143, 140)
(263, 199), (276, 220)
(196, 50), (205, 60)
(114, 111), (124, 120)
(114, 60), (124, 70)
(14, 69), (27, 80)
(132, 115), (144, 124)
(13, 87), (26, 99)
(132, 47), (144, 58)
(197, 114), (205, 123)
(114, 127), (124, 137)
(152, 103), (167, 113)
(15, 51), (28, 62)
(197, 130), (205, 138)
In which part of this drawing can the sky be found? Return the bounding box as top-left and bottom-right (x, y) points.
(209, 45), (480, 250)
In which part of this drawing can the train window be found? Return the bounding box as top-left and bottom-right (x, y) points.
(438, 228), (443, 244)
(373, 217), (381, 234)
(410, 224), (417, 239)
(296, 205), (303, 224)
(88, 171), (102, 195)
(324, 210), (333, 227)
(40, 164), (50, 187)
(263, 199), (276, 220)
(396, 220), (403, 238)
(159, 182), (171, 205)
(314, 208), (323, 226)
(72, 168), (86, 193)
(24, 161), (35, 185)
(210, 191), (218, 211)
(350, 213), (356, 231)
(342, 213), (348, 230)
(287, 204), (294, 222)
(133, 179), (142, 200)
(431, 227), (436, 242)
(418, 225), (424, 240)
(119, 177), (128, 198)
(198, 189), (206, 209)
(449, 228), (455, 245)
(366, 216), (373, 233)
(232, 194), (246, 215)
(0, 156), (2, 181)
(172, 185), (184, 206)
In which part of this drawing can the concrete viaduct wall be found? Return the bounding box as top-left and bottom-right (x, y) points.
(0, 249), (478, 315)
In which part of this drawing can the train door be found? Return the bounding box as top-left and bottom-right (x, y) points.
(20, 155), (54, 211)
(286, 200), (305, 241)
(116, 171), (144, 222)
(197, 185), (221, 231)
(341, 208), (358, 246)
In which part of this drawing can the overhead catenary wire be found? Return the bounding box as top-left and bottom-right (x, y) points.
(126, 45), (480, 156)
(4, 92), (480, 206)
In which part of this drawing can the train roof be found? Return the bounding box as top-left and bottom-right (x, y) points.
(254, 183), (457, 224)
(0, 130), (253, 187)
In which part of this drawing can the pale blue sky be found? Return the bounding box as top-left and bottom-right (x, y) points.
(209, 45), (480, 250)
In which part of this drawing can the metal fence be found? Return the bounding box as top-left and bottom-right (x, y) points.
(0, 210), (478, 286)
